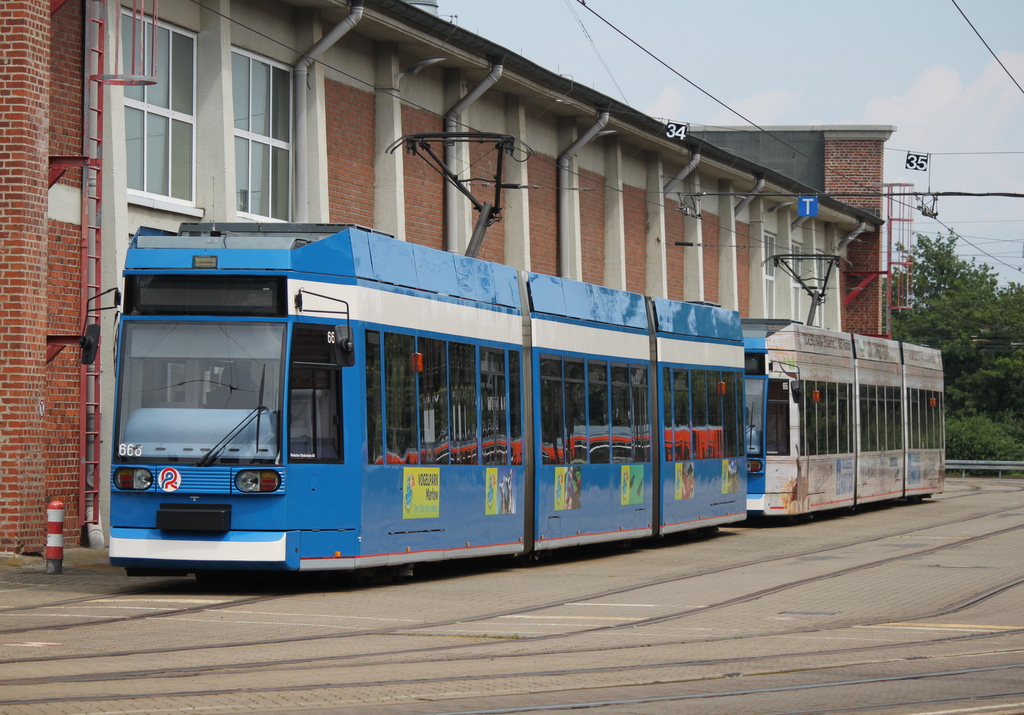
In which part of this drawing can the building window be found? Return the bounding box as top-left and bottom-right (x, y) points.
(764, 232), (776, 318)
(232, 50), (291, 221)
(123, 16), (195, 203)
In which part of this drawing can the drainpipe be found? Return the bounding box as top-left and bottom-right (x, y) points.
(791, 215), (810, 232)
(837, 220), (868, 253)
(444, 57), (504, 252)
(734, 173), (765, 216)
(663, 147), (700, 196)
(292, 0), (364, 222)
(557, 109), (609, 277)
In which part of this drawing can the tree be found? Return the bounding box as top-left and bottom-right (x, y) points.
(891, 232), (1024, 460)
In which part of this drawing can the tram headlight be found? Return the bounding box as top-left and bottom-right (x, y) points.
(235, 470), (281, 493)
(747, 459), (763, 474)
(114, 467), (153, 491)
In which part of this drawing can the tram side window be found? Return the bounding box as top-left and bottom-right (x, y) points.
(723, 371), (740, 458)
(385, 332), (417, 464)
(564, 359), (587, 464)
(860, 384), (874, 452)
(837, 383), (852, 454)
(766, 378), (790, 455)
(540, 356), (565, 464)
(909, 387), (921, 450)
(366, 331), (383, 464)
(481, 348), (508, 466)
(673, 369), (691, 460)
(611, 364), (632, 463)
(661, 367), (675, 462)
(450, 342), (478, 465)
(509, 351), (523, 465)
(419, 337), (449, 465)
(691, 370), (708, 458)
(289, 325), (342, 462)
(631, 366), (651, 462)
(590, 361), (610, 464)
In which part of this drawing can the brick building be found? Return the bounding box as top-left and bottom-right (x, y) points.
(3, 0), (892, 552)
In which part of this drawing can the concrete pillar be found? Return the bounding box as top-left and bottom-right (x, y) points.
(298, 9), (329, 222)
(603, 137), (626, 290)
(374, 42), (406, 241)
(681, 175), (704, 303)
(746, 198), (766, 318)
(717, 178), (739, 311)
(196, 0), (236, 222)
(503, 94), (530, 270)
(444, 68), (473, 253)
(558, 116), (583, 281)
(645, 152), (668, 299)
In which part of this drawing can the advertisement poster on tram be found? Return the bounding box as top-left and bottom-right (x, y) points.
(403, 467), (440, 519)
(675, 462), (694, 500)
(485, 467), (516, 515)
(621, 465), (644, 505)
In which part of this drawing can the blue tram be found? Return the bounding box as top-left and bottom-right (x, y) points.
(109, 223), (747, 575)
(742, 319), (944, 517)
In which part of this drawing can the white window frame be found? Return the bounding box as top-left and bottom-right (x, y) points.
(122, 14), (196, 208)
(232, 49), (292, 222)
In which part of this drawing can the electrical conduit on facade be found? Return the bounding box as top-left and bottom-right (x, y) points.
(557, 109), (609, 278)
(444, 57), (504, 253)
(292, 0), (365, 223)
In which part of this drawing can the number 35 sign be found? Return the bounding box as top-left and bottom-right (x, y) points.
(905, 152), (929, 171)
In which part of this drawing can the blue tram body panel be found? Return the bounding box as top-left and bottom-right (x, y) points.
(653, 298), (747, 534)
(109, 222), (754, 577)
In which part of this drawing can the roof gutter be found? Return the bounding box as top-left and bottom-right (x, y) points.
(663, 147), (700, 196)
(444, 57), (503, 252)
(292, 0), (364, 222)
(837, 220), (869, 253)
(735, 173), (765, 216)
(557, 109), (609, 277)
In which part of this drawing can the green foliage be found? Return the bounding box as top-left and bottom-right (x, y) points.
(891, 232), (1024, 461)
(945, 414), (1024, 461)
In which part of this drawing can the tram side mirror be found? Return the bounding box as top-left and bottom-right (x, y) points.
(790, 379), (803, 403)
(334, 324), (356, 367)
(80, 324), (100, 365)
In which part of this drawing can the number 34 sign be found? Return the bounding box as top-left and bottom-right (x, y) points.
(905, 152), (929, 171)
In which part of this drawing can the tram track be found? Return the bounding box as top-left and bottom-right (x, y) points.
(2, 502), (1024, 704)
(2, 631), (1024, 710)
(0, 493), (1020, 652)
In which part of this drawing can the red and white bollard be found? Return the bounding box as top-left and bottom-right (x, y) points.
(45, 499), (65, 575)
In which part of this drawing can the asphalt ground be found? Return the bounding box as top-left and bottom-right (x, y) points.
(2, 477), (1024, 715)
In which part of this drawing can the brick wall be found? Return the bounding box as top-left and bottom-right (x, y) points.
(665, 198), (685, 300)
(1, 0), (52, 552)
(47, 1), (86, 543)
(623, 184), (646, 294)
(579, 168), (605, 285)
(825, 138), (885, 334)
(325, 80), (375, 227)
(528, 153), (557, 276)
(701, 213), (720, 305)
(401, 105), (443, 249)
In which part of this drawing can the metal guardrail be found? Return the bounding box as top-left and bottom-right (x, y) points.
(945, 460), (1024, 478)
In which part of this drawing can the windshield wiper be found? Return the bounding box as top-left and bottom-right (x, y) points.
(195, 406), (269, 467)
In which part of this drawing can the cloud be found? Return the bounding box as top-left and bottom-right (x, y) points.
(863, 52), (1024, 282)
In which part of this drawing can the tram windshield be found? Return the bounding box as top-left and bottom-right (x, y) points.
(114, 322), (285, 465)
(744, 377), (765, 456)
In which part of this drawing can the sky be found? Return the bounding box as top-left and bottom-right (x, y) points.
(436, 0), (1024, 285)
